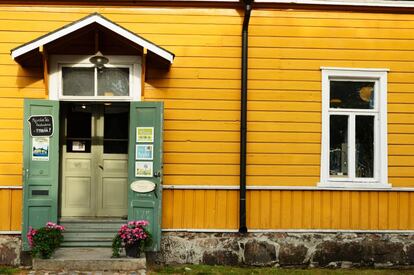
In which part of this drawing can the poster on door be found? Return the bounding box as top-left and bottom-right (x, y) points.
(135, 161), (153, 177)
(32, 137), (50, 161)
(136, 144), (153, 160)
(136, 127), (154, 143)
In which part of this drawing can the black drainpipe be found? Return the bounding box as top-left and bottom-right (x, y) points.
(239, 0), (252, 234)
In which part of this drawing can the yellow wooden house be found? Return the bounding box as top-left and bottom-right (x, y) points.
(0, 0), (413, 267)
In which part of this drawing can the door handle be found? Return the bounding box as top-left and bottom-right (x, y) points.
(153, 171), (161, 178)
(98, 164), (104, 170)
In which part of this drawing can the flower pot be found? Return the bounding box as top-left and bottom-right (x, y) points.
(125, 243), (141, 258)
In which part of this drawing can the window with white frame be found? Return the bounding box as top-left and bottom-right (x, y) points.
(319, 68), (390, 188)
(49, 55), (141, 101)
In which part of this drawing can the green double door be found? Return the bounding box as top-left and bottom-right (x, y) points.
(22, 100), (163, 251)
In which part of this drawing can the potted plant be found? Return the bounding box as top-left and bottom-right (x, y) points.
(27, 222), (65, 259)
(112, 220), (152, 258)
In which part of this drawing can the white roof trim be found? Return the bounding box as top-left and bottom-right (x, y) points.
(255, 0), (414, 8)
(11, 13), (174, 64)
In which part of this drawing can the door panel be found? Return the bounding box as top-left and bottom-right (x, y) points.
(128, 102), (163, 251)
(23, 99), (59, 251)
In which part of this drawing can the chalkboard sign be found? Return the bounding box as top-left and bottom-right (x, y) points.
(28, 115), (54, 137)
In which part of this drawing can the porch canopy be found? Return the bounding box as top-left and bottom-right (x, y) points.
(11, 13), (174, 69)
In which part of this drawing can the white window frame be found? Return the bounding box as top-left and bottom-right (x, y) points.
(319, 67), (390, 189)
(49, 55), (141, 101)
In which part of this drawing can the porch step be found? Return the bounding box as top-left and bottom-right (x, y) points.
(60, 219), (125, 247)
(33, 248), (146, 272)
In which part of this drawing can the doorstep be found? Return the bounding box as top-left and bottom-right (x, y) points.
(32, 247), (146, 272)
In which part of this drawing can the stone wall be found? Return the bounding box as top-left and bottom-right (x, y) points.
(148, 232), (414, 268)
(0, 235), (21, 266)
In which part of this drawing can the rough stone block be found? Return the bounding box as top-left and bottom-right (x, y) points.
(0, 235), (21, 266)
(244, 240), (276, 266)
(202, 250), (239, 266)
(279, 244), (308, 266)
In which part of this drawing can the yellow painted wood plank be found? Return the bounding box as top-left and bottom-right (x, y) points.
(398, 192), (409, 230)
(369, 192), (379, 230)
(164, 164), (238, 176)
(350, 192), (360, 229)
(226, 191), (238, 229)
(360, 192), (370, 230)
(0, 119), (23, 129)
(250, 191), (261, 229)
(0, 152), (22, 163)
(0, 141), (23, 152)
(302, 191), (312, 229)
(165, 153), (238, 165)
(389, 145), (414, 156)
(161, 190), (173, 228)
(247, 165), (319, 176)
(321, 191), (332, 228)
(205, 190), (216, 228)
(248, 176), (319, 186)
(388, 192), (399, 229)
(164, 121), (239, 132)
(378, 192), (389, 230)
(409, 193), (414, 229)
(388, 178), (414, 188)
(181, 190), (194, 229)
(194, 190), (206, 228)
(216, 190), (227, 228)
(145, 88), (240, 100)
(0, 88), (46, 99)
(389, 156), (414, 167)
(260, 191), (271, 229)
(0, 163), (22, 175)
(291, 191), (302, 228)
(248, 143), (320, 154)
(389, 124), (414, 134)
(164, 141), (239, 153)
(270, 191), (281, 228)
(389, 167), (414, 177)
(340, 192), (351, 229)
(280, 191), (292, 228)
(0, 108), (22, 120)
(10, 189), (21, 231)
(0, 189), (11, 230)
(388, 134), (414, 145)
(312, 191), (322, 228)
(0, 175), (22, 186)
(331, 192), (341, 229)
(248, 122), (321, 133)
(163, 175), (238, 185)
(171, 190), (183, 228)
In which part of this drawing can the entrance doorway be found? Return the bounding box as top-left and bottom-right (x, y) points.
(60, 102), (129, 217)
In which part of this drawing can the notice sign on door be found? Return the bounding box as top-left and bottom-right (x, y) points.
(28, 115), (53, 137)
(32, 137), (49, 161)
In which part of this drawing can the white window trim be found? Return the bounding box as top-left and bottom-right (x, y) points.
(49, 55), (141, 101)
(319, 67), (390, 189)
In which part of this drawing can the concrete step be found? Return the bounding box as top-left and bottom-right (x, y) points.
(33, 248), (146, 272)
(59, 219), (125, 247)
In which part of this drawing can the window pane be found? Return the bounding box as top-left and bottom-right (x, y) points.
(98, 68), (129, 97)
(330, 81), (375, 109)
(104, 104), (129, 154)
(66, 104), (91, 153)
(330, 115), (348, 177)
(62, 67), (94, 96)
(356, 116), (374, 178)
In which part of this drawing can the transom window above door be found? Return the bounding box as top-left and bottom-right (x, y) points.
(50, 55), (141, 101)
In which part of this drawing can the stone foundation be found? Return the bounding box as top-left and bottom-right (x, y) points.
(147, 232), (414, 268)
(0, 235), (21, 266)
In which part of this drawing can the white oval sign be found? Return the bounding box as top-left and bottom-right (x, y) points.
(130, 180), (156, 193)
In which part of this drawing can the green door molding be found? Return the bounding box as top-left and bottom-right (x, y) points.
(128, 102), (163, 251)
(22, 99), (59, 251)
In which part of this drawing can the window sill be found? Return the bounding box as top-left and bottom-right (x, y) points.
(317, 181), (392, 190)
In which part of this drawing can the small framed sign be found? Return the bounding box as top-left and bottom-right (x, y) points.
(135, 161), (153, 178)
(28, 115), (54, 137)
(136, 144), (153, 160)
(136, 127), (154, 143)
